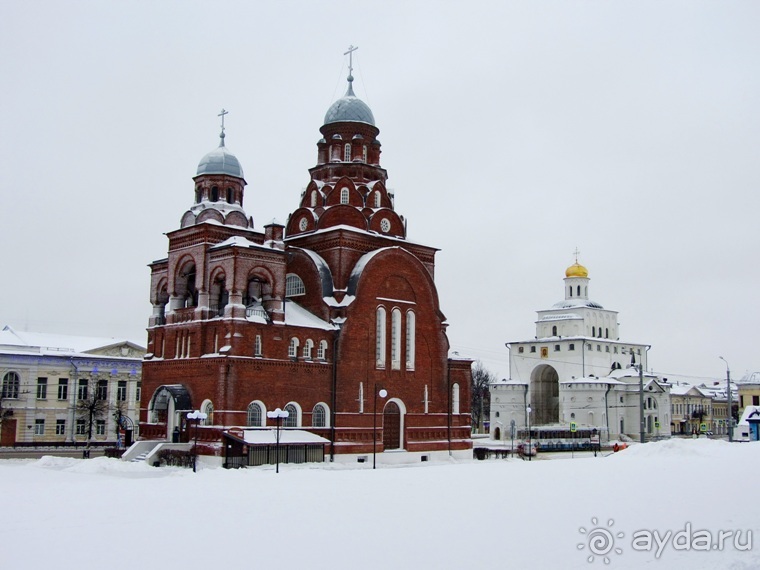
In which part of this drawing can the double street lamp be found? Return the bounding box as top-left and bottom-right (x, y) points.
(187, 409), (208, 473)
(373, 386), (388, 469)
(526, 404), (532, 462)
(266, 407), (290, 473)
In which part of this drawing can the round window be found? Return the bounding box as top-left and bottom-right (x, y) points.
(299, 217), (308, 231)
(380, 218), (391, 233)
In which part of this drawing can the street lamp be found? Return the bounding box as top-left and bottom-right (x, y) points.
(266, 407), (289, 473)
(373, 386), (388, 469)
(526, 405), (532, 462)
(719, 356), (733, 442)
(187, 410), (208, 473)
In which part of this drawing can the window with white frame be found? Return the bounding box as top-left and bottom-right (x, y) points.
(77, 379), (88, 400)
(203, 401), (214, 425)
(34, 419), (45, 436)
(374, 191), (381, 207)
(340, 187), (349, 204)
(343, 143), (351, 162)
(312, 403), (327, 427)
(55, 419), (65, 436)
(310, 190), (317, 207)
(36, 377), (47, 400)
(96, 420), (106, 436)
(317, 339), (328, 360)
(284, 403), (298, 427)
(1, 372), (20, 399)
(303, 339), (314, 359)
(254, 335), (262, 357)
(391, 308), (401, 370)
(452, 383), (460, 414)
(376, 307), (386, 368)
(58, 378), (68, 400)
(76, 419), (86, 435)
(247, 402), (263, 427)
(285, 274), (305, 297)
(405, 310), (415, 370)
(117, 381), (127, 402)
(288, 337), (299, 358)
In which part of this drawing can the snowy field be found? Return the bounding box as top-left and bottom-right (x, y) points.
(2, 439), (758, 570)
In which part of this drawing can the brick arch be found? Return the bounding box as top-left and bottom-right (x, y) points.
(318, 205), (368, 231)
(368, 209), (405, 238)
(172, 254), (200, 302)
(286, 207), (318, 236)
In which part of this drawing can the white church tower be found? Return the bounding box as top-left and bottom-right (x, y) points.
(489, 255), (671, 443)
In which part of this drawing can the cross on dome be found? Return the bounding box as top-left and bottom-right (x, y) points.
(218, 108), (229, 146)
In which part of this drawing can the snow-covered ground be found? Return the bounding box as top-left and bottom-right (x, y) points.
(2, 439), (758, 569)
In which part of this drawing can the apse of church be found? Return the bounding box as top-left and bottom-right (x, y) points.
(140, 53), (473, 464)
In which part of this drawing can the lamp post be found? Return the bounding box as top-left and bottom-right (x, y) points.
(187, 410), (208, 473)
(719, 356), (733, 442)
(266, 407), (289, 473)
(373, 386), (388, 469)
(526, 405), (532, 462)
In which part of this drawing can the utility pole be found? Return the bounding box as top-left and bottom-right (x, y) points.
(720, 356), (733, 442)
(639, 362), (645, 444)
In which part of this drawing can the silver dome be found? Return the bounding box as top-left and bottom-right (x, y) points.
(196, 135), (244, 178)
(324, 80), (375, 126)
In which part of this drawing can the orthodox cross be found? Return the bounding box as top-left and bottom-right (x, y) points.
(344, 45), (358, 76)
(218, 108), (228, 133)
(573, 247), (581, 263)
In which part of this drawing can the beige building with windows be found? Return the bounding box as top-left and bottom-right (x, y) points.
(0, 326), (144, 447)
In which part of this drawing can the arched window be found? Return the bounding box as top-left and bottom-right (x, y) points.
(285, 274), (305, 297)
(226, 188), (234, 204)
(2, 372), (20, 399)
(195, 186), (202, 204)
(317, 339), (328, 360)
(605, 328), (609, 339)
(374, 191), (381, 208)
(552, 325), (557, 336)
(340, 187), (349, 204)
(284, 403), (298, 427)
(592, 326), (596, 337)
(210, 186), (219, 202)
(312, 403), (328, 427)
(569, 286), (572, 297)
(376, 307), (386, 368)
(452, 383), (460, 414)
(303, 339), (314, 359)
(310, 190), (317, 207)
(391, 308), (401, 370)
(247, 402), (264, 427)
(585, 286), (588, 296)
(288, 337), (299, 358)
(405, 310), (416, 371)
(203, 401), (214, 425)
(343, 143), (351, 162)
(254, 335), (262, 357)
(362, 145), (368, 162)
(577, 285), (581, 296)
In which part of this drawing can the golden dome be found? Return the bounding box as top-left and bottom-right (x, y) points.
(565, 262), (588, 278)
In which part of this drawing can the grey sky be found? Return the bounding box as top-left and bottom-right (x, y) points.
(1, 1), (757, 382)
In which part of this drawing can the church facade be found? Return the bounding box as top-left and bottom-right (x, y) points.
(489, 259), (671, 443)
(139, 67), (472, 464)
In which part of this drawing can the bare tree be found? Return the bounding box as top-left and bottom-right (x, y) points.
(471, 361), (495, 433)
(76, 391), (109, 456)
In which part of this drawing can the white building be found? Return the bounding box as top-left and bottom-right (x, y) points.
(0, 326), (144, 447)
(489, 258), (671, 443)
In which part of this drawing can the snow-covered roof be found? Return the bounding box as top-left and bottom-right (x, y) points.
(283, 301), (338, 331)
(549, 299), (606, 310)
(561, 376), (624, 385)
(242, 429), (330, 445)
(0, 325), (145, 356)
(537, 313), (582, 322)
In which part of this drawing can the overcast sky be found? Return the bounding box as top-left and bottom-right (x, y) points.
(1, 1), (757, 383)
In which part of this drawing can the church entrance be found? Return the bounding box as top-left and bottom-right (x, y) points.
(383, 401), (401, 450)
(530, 365), (559, 425)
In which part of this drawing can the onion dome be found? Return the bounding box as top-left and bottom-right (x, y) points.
(196, 131), (244, 178)
(565, 262), (588, 278)
(324, 75), (375, 126)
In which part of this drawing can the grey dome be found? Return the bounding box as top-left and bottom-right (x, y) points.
(196, 135), (244, 178)
(324, 79), (375, 126)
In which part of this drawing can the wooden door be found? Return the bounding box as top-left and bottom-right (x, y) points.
(1, 419), (17, 446)
(383, 402), (401, 450)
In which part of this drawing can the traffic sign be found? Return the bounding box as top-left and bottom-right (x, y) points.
(570, 422), (577, 433)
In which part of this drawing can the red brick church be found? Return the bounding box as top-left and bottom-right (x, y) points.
(139, 59), (472, 465)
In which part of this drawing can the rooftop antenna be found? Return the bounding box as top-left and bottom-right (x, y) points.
(218, 108), (228, 147)
(344, 45), (358, 95)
